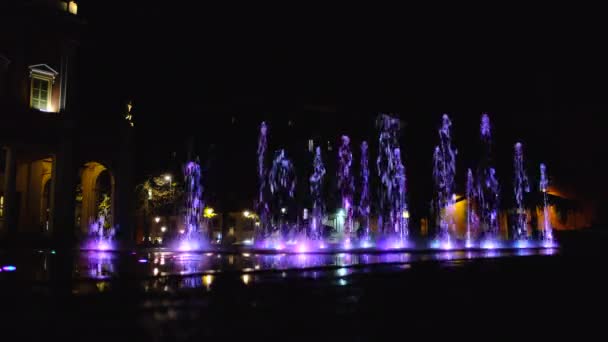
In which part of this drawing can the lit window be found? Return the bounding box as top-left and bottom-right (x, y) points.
(308, 139), (314, 152)
(31, 76), (51, 111)
(28, 64), (58, 112)
(0, 195), (4, 217)
(68, 1), (78, 15)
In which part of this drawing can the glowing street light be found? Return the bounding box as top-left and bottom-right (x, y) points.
(402, 210), (410, 219)
(243, 210), (251, 218)
(204, 207), (216, 218)
(154, 216), (161, 223)
(164, 174), (172, 182)
(160, 226), (167, 232)
(281, 207), (287, 214)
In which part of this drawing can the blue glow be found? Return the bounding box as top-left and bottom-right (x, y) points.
(2, 265), (16, 272)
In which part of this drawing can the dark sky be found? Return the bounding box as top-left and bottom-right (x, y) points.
(74, 1), (608, 221)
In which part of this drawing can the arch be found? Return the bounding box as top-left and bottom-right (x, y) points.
(40, 175), (51, 231)
(78, 161), (115, 234)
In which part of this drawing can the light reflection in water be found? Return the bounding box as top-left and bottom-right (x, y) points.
(71, 247), (558, 292)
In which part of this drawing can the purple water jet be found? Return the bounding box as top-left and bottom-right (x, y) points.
(476, 113), (501, 240)
(513, 142), (530, 240)
(539, 163), (553, 242)
(433, 114), (457, 243)
(337, 135), (355, 239)
(359, 141), (371, 240)
(309, 146), (326, 240)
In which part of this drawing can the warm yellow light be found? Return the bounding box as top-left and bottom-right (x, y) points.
(402, 210), (410, 219)
(160, 226), (167, 232)
(154, 216), (161, 223)
(164, 174), (172, 182)
(204, 207), (216, 218)
(242, 274), (251, 285)
(203, 274), (213, 288)
(243, 210), (251, 218)
(68, 1), (78, 15)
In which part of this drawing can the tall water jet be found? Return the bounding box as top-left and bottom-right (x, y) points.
(337, 135), (355, 239)
(539, 163), (553, 242)
(309, 146), (326, 240)
(465, 168), (476, 245)
(476, 113), (501, 240)
(432, 114), (457, 243)
(86, 208), (115, 251)
(181, 159), (204, 251)
(376, 113), (405, 238)
(269, 149), (296, 239)
(393, 148), (408, 239)
(256, 122), (271, 239)
(512, 142), (530, 240)
(359, 141), (371, 240)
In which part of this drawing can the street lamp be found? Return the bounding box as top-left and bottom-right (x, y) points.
(281, 207), (287, 214)
(161, 226), (167, 232)
(154, 216), (161, 223)
(243, 210), (251, 218)
(164, 174), (172, 182)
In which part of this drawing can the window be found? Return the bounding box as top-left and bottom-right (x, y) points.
(31, 76), (51, 111)
(308, 139), (314, 152)
(28, 64), (58, 112)
(68, 1), (78, 15)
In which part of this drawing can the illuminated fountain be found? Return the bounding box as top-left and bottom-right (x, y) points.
(309, 146), (326, 241)
(255, 122), (271, 240)
(376, 114), (409, 247)
(513, 142), (530, 241)
(337, 135), (355, 243)
(244, 112), (556, 254)
(359, 141), (371, 243)
(432, 114), (457, 249)
(83, 214), (116, 251)
(465, 168), (477, 247)
(539, 163), (554, 245)
(177, 159), (206, 251)
(269, 149), (296, 244)
(476, 113), (501, 247)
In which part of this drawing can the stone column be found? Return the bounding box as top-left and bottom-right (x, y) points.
(2, 146), (18, 236)
(50, 141), (76, 249)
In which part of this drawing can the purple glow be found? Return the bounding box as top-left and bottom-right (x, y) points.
(481, 240), (498, 250)
(2, 265), (16, 272)
(361, 240), (373, 249)
(138, 259), (148, 263)
(178, 240), (199, 252)
(514, 239), (530, 249)
(296, 243), (308, 253)
(82, 238), (115, 251)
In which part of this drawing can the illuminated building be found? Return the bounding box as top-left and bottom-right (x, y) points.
(0, 1), (135, 245)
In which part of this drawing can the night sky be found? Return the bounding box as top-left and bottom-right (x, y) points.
(74, 1), (608, 222)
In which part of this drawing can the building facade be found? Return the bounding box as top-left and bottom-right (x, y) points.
(0, 0), (135, 247)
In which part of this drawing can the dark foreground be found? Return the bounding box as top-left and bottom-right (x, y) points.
(1, 230), (607, 341)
